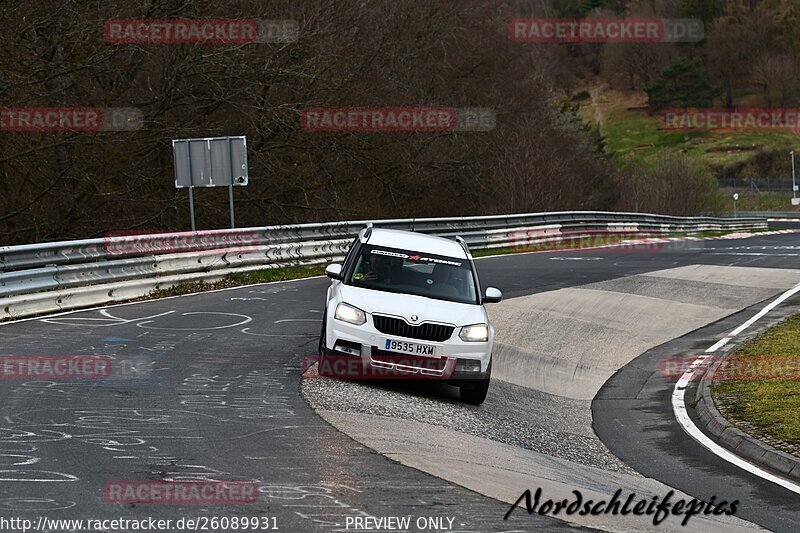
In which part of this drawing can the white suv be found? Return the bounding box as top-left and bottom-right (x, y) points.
(318, 226), (502, 405)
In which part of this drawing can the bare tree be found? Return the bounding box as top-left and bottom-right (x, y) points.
(0, 0), (629, 244)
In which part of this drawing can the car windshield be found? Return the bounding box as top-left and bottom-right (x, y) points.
(347, 245), (478, 304)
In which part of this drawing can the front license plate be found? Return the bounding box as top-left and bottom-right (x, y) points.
(384, 339), (436, 356)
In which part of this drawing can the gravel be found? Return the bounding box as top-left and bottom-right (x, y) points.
(301, 374), (638, 475)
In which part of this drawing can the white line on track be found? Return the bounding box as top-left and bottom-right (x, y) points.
(705, 337), (731, 352)
(672, 281), (800, 495)
(0, 275), (326, 327)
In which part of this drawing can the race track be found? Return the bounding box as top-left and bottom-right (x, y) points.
(1, 227), (799, 532)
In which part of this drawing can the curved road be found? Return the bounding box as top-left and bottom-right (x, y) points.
(1, 227), (799, 532)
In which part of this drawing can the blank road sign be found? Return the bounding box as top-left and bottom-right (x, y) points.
(173, 136), (248, 188)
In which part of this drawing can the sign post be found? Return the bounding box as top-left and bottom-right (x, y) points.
(791, 151), (799, 207)
(172, 136), (249, 230)
(733, 192), (739, 217)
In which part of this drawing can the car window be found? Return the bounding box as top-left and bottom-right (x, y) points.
(341, 237), (360, 275)
(347, 245), (477, 304)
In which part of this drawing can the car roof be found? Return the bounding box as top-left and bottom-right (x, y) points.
(365, 228), (468, 259)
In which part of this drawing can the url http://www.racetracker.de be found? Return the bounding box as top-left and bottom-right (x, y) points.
(0, 515), (279, 532)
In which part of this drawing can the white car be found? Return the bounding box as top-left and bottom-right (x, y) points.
(318, 225), (502, 404)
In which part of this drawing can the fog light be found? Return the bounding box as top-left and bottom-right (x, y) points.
(455, 359), (481, 373)
(334, 340), (362, 356)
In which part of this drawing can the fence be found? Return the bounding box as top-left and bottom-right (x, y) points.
(0, 211), (766, 320)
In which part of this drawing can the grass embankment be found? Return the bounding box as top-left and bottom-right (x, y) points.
(585, 87), (798, 169)
(603, 107), (797, 168)
(582, 88), (800, 213)
(146, 264), (326, 298)
(713, 313), (800, 454)
(733, 193), (800, 213)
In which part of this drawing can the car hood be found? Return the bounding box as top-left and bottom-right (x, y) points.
(338, 284), (487, 327)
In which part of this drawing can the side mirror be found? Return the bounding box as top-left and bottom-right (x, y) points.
(325, 263), (343, 280)
(484, 287), (503, 303)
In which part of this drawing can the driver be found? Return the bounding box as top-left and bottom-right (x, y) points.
(432, 264), (453, 285)
(363, 254), (401, 282)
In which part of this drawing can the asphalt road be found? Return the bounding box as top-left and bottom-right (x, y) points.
(0, 227), (798, 532)
(594, 293), (800, 532)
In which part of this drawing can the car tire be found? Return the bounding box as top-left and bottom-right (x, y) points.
(459, 359), (491, 405)
(318, 311), (328, 355)
(317, 312), (334, 377)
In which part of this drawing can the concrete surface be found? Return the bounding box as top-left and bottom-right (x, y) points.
(304, 262), (800, 530)
(319, 411), (761, 532)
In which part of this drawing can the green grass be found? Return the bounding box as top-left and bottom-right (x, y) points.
(603, 109), (693, 165)
(713, 313), (800, 451)
(146, 264), (326, 299)
(228, 265), (326, 284)
(602, 107), (798, 169)
(734, 193), (800, 213)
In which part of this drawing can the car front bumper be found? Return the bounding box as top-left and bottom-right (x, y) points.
(324, 313), (492, 380)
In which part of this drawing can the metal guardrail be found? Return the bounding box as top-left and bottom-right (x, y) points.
(736, 211), (800, 217)
(0, 211), (767, 320)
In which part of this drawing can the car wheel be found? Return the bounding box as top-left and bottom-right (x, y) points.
(459, 359), (491, 405)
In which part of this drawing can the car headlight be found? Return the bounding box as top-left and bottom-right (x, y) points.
(334, 302), (367, 325)
(459, 323), (489, 342)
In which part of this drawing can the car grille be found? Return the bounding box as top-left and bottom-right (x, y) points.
(372, 315), (454, 342)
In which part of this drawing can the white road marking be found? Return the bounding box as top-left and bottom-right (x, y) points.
(709, 252), (800, 257)
(729, 285), (800, 336)
(240, 328), (310, 338)
(0, 470), (79, 482)
(673, 281), (800, 495)
(42, 310), (174, 327)
(705, 337), (731, 352)
(136, 312), (253, 330)
(548, 257), (604, 261)
(0, 275), (325, 328)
